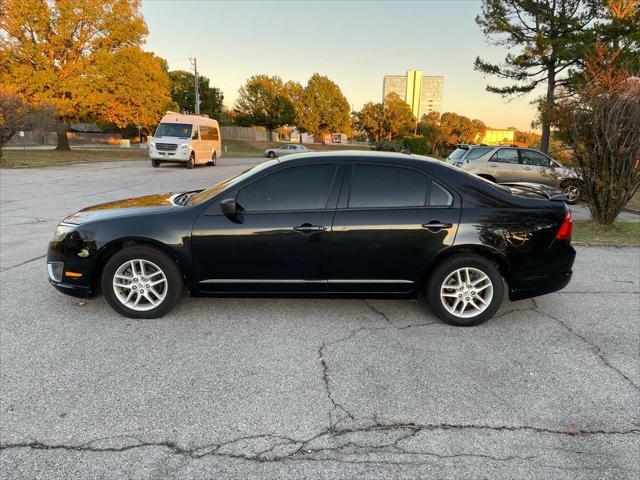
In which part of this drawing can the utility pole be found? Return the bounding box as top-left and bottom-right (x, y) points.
(189, 57), (201, 114)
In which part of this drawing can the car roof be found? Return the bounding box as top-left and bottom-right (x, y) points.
(278, 150), (442, 163)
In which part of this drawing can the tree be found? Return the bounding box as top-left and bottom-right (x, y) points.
(169, 70), (224, 119)
(382, 93), (415, 140)
(474, 0), (600, 154)
(234, 75), (295, 139)
(0, 0), (172, 150)
(553, 77), (640, 224)
(440, 112), (481, 145)
(352, 102), (386, 142)
(0, 91), (55, 157)
(283, 80), (306, 140)
(297, 74), (351, 143)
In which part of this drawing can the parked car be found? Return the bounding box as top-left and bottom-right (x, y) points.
(149, 112), (221, 169)
(264, 144), (312, 158)
(47, 151), (575, 326)
(447, 145), (582, 204)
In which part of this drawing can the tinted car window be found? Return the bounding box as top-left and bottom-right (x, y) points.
(349, 165), (428, 208)
(237, 164), (337, 212)
(449, 148), (468, 160)
(465, 147), (493, 160)
(492, 148), (519, 164)
(429, 181), (453, 206)
(521, 150), (550, 167)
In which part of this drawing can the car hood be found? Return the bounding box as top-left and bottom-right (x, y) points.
(63, 193), (179, 224)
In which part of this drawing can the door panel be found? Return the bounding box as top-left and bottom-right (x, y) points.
(192, 212), (334, 292)
(329, 208), (459, 292)
(520, 150), (560, 186)
(489, 148), (522, 182)
(327, 162), (459, 293)
(191, 162), (342, 293)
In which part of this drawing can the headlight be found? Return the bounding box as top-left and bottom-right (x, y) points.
(52, 223), (76, 242)
(179, 143), (189, 149)
(149, 141), (155, 148)
(452, 161), (464, 168)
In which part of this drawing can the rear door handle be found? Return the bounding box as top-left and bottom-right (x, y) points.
(523, 166), (532, 170)
(421, 221), (453, 231)
(293, 223), (325, 233)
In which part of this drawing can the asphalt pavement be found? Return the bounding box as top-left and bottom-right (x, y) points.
(0, 158), (638, 479)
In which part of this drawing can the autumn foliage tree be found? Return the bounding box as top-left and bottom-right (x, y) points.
(0, 0), (173, 150)
(234, 75), (295, 139)
(169, 70), (224, 120)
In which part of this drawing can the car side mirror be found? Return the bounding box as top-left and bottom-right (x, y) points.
(220, 198), (237, 216)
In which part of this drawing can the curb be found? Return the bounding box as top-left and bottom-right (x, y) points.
(572, 241), (640, 248)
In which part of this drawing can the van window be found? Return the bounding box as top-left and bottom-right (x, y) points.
(155, 123), (192, 138)
(200, 126), (220, 141)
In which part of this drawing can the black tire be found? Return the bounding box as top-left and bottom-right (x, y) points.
(561, 180), (581, 204)
(426, 254), (504, 327)
(208, 151), (217, 166)
(151, 159), (160, 168)
(186, 152), (195, 169)
(101, 245), (183, 319)
(478, 174), (496, 183)
(268, 151), (276, 158)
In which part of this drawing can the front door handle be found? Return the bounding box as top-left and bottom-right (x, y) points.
(489, 163), (497, 168)
(293, 223), (326, 233)
(523, 166), (532, 170)
(421, 221), (453, 231)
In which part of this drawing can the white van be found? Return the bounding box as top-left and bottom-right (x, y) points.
(149, 112), (221, 168)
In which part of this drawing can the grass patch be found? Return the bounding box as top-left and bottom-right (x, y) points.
(573, 220), (640, 245)
(1, 148), (147, 168)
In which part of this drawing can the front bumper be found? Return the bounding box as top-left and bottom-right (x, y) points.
(49, 278), (92, 298)
(149, 148), (191, 161)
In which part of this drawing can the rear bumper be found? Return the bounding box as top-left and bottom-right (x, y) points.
(507, 243), (576, 300)
(509, 272), (572, 301)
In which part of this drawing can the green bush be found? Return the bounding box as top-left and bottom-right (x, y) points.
(400, 135), (429, 155)
(371, 140), (402, 152)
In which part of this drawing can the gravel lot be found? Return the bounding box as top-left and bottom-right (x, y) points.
(1, 158), (639, 479)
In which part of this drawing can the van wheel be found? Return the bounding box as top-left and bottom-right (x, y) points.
(186, 152), (194, 169)
(151, 159), (160, 168)
(101, 245), (183, 319)
(208, 151), (217, 166)
(426, 254), (504, 327)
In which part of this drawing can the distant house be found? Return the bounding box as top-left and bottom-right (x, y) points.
(69, 123), (103, 133)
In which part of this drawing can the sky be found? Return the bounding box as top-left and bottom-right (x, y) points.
(141, 0), (541, 131)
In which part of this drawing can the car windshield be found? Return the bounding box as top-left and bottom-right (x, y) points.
(448, 148), (468, 160)
(186, 160), (278, 205)
(155, 123), (192, 138)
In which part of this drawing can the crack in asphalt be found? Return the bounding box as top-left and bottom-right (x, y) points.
(0, 254), (46, 273)
(530, 299), (640, 393)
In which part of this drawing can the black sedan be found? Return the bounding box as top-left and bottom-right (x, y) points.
(47, 151), (576, 326)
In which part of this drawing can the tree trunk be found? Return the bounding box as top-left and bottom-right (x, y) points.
(540, 66), (556, 154)
(55, 120), (70, 151)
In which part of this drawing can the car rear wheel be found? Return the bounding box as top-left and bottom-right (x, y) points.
(562, 180), (581, 204)
(186, 152), (195, 169)
(151, 159), (160, 168)
(101, 246), (183, 319)
(426, 254), (504, 326)
(268, 151), (276, 158)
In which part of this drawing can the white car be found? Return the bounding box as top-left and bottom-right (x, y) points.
(264, 144), (312, 158)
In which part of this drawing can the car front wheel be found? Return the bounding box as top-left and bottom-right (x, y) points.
(268, 151), (276, 158)
(426, 254), (504, 326)
(101, 246), (183, 319)
(562, 180), (581, 204)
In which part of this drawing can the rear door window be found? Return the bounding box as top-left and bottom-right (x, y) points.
(429, 181), (453, 206)
(492, 148), (520, 164)
(521, 150), (551, 167)
(348, 165), (429, 208)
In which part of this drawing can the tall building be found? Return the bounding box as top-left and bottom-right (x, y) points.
(382, 70), (444, 119)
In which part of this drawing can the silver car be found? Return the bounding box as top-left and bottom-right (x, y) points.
(447, 145), (582, 203)
(264, 144), (312, 158)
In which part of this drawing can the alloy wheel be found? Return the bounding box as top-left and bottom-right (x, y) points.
(563, 184), (580, 203)
(440, 267), (493, 319)
(113, 259), (168, 311)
